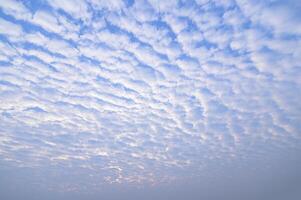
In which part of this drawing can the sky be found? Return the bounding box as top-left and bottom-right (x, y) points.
(0, 0), (301, 199)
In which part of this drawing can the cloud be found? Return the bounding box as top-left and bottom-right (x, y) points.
(0, 0), (31, 20)
(47, 0), (90, 22)
(0, 17), (23, 37)
(0, 0), (301, 199)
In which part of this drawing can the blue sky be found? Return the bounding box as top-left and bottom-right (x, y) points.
(0, 0), (301, 200)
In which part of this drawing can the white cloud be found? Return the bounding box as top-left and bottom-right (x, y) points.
(89, 0), (125, 11)
(0, 18), (23, 37)
(0, 0), (300, 195)
(47, 0), (90, 22)
(31, 10), (64, 34)
(0, 0), (31, 20)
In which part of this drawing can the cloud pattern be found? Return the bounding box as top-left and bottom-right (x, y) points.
(0, 0), (301, 195)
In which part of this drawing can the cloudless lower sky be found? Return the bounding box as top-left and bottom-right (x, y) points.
(0, 0), (301, 200)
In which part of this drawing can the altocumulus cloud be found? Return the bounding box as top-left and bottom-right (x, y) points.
(0, 0), (301, 200)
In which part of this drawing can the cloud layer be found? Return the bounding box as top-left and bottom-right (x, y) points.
(0, 0), (301, 198)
